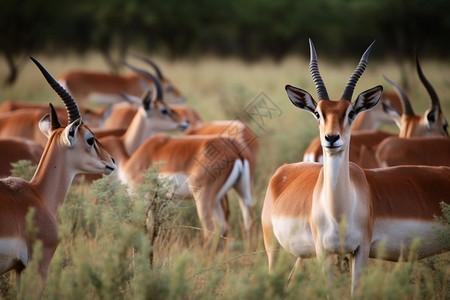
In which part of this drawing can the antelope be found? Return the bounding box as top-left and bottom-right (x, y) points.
(357, 55), (449, 168)
(129, 53), (187, 104)
(82, 67), (189, 184)
(0, 103), (111, 147)
(0, 138), (43, 178)
(303, 54), (449, 165)
(0, 57), (116, 285)
(261, 39), (450, 294)
(351, 90), (402, 131)
(0, 100), (112, 128)
(102, 93), (202, 130)
(121, 133), (254, 242)
(375, 137), (450, 167)
(57, 55), (185, 105)
(106, 93), (259, 185)
(97, 64), (254, 242)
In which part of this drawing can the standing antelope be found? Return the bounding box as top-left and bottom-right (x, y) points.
(0, 57), (116, 285)
(122, 133), (254, 242)
(57, 55), (185, 105)
(261, 40), (450, 294)
(97, 64), (254, 243)
(303, 53), (449, 165)
(80, 65), (189, 185)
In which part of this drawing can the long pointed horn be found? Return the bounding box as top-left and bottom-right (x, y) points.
(121, 59), (163, 101)
(383, 75), (415, 116)
(415, 51), (441, 112)
(130, 53), (164, 79)
(30, 56), (81, 124)
(309, 39), (329, 100)
(341, 40), (376, 100)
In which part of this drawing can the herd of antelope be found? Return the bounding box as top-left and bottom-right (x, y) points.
(0, 39), (448, 295)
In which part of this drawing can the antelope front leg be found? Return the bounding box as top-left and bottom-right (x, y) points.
(350, 243), (370, 294)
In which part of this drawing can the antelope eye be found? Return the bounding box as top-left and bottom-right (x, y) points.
(314, 111), (320, 119)
(160, 107), (170, 116)
(348, 110), (355, 120)
(87, 137), (95, 147)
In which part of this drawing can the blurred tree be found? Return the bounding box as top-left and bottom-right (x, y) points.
(1, 0), (449, 85)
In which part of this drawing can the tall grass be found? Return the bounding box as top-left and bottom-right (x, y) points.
(0, 53), (449, 299)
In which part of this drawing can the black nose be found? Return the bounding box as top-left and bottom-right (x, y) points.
(111, 157), (116, 164)
(325, 134), (340, 145)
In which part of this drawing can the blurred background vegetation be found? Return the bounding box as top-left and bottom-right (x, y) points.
(1, 0), (450, 85)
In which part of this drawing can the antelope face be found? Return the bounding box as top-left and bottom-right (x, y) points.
(162, 80), (186, 104)
(77, 126), (117, 175)
(316, 100), (353, 153)
(146, 100), (189, 132)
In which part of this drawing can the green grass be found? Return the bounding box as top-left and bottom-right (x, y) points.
(0, 53), (449, 299)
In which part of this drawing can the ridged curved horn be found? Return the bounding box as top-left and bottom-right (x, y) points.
(121, 59), (163, 101)
(341, 40), (376, 100)
(415, 52), (441, 111)
(30, 56), (81, 124)
(383, 75), (415, 116)
(309, 39), (329, 100)
(130, 53), (164, 79)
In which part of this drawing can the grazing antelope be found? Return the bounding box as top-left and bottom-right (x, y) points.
(261, 39), (450, 294)
(0, 57), (116, 285)
(57, 55), (185, 105)
(0, 138), (43, 178)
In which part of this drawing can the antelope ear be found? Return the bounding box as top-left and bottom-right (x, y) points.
(424, 107), (439, 130)
(285, 84), (317, 114)
(382, 101), (402, 129)
(353, 85), (383, 115)
(39, 114), (52, 138)
(38, 103), (61, 138)
(63, 118), (83, 148)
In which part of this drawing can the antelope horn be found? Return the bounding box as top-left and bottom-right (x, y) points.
(130, 53), (165, 79)
(415, 51), (442, 112)
(383, 75), (415, 116)
(309, 39), (329, 100)
(30, 56), (81, 124)
(121, 59), (163, 101)
(341, 40), (376, 100)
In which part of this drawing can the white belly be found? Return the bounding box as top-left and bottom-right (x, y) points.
(0, 238), (28, 273)
(272, 217), (315, 257)
(371, 219), (443, 260)
(159, 173), (192, 198)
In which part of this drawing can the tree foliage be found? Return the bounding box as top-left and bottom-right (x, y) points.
(1, 0), (450, 84)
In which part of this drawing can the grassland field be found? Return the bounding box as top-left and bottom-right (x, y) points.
(0, 52), (449, 299)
